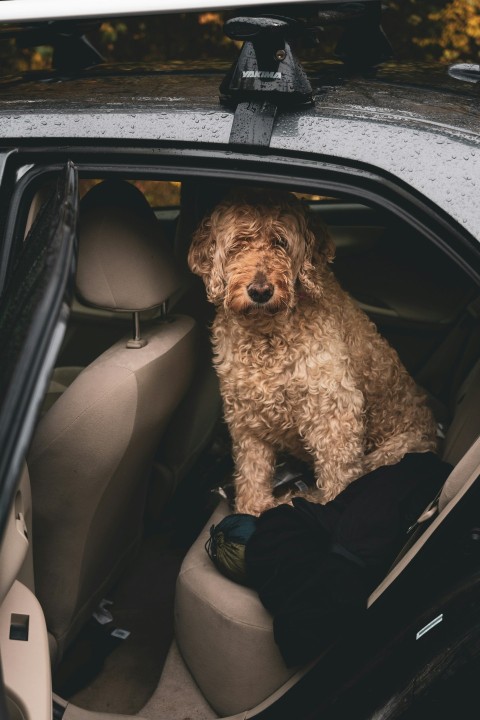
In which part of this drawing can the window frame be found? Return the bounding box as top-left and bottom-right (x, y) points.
(3, 143), (478, 284)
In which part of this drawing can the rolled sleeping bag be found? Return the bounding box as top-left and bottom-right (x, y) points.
(206, 513), (258, 585)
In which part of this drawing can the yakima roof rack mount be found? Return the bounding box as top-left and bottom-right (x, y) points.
(220, 15), (314, 109)
(222, 2), (392, 147)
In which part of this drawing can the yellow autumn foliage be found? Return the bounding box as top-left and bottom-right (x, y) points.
(423, 0), (480, 61)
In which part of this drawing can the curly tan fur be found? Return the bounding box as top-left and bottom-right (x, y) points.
(188, 189), (437, 516)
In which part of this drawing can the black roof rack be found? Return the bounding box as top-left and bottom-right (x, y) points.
(0, 21), (104, 73)
(221, 16), (314, 109)
(221, 2), (392, 107)
(221, 1), (392, 147)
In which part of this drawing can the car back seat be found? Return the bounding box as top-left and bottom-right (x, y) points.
(174, 357), (480, 717)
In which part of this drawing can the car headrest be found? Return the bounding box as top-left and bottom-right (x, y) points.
(76, 180), (181, 312)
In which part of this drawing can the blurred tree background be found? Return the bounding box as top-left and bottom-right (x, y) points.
(0, 0), (479, 73)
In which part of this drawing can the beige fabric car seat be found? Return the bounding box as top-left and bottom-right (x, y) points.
(28, 180), (197, 662)
(175, 500), (296, 717)
(175, 356), (480, 717)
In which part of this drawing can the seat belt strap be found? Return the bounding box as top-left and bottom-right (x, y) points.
(437, 433), (480, 512)
(407, 434), (480, 537)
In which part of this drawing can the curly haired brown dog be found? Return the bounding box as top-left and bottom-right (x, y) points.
(188, 189), (437, 516)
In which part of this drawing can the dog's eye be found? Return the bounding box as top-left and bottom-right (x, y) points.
(273, 237), (287, 250)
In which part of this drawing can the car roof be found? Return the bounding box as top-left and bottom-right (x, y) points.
(0, 60), (479, 238)
(0, 61), (478, 132)
(0, 0), (376, 23)
(0, 1), (478, 256)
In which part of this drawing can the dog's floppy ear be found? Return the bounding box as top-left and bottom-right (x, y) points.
(188, 215), (225, 304)
(298, 211), (335, 300)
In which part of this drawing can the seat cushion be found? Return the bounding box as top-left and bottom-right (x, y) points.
(174, 500), (297, 717)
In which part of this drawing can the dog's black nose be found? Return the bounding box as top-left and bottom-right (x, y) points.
(247, 281), (274, 304)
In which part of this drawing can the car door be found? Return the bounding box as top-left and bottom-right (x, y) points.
(0, 161), (78, 720)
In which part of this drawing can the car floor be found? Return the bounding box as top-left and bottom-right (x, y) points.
(53, 532), (186, 715)
(54, 527), (219, 720)
(139, 641), (217, 720)
(53, 437), (231, 717)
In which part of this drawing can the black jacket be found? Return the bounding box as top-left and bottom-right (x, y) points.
(245, 453), (452, 667)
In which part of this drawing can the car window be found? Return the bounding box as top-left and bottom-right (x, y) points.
(79, 178), (180, 206)
(79, 178), (181, 240)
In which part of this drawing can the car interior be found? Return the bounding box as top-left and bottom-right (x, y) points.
(2, 172), (480, 720)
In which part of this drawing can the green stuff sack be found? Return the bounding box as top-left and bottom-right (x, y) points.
(206, 513), (258, 585)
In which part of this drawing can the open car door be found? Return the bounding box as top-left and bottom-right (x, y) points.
(0, 162), (78, 720)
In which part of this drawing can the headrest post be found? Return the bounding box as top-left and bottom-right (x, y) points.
(126, 311), (147, 349)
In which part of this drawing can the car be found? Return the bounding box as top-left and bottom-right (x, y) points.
(0, 1), (479, 719)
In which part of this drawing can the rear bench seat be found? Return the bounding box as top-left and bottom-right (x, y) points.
(174, 357), (480, 717)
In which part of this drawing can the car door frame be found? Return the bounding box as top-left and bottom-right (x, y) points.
(0, 160), (78, 719)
